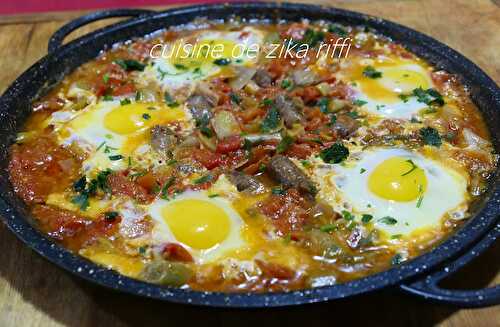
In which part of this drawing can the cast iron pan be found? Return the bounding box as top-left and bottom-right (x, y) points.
(0, 2), (499, 308)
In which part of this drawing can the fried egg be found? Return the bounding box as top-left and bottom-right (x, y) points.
(140, 27), (265, 93)
(147, 190), (245, 264)
(342, 56), (435, 119)
(53, 100), (185, 174)
(316, 147), (468, 237)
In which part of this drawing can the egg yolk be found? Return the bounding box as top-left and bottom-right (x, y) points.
(368, 156), (427, 202)
(161, 199), (231, 250)
(353, 61), (430, 103)
(104, 103), (184, 135)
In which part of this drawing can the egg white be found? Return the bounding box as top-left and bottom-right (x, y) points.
(341, 56), (435, 120)
(146, 190), (245, 264)
(314, 147), (469, 237)
(50, 99), (186, 176)
(139, 27), (266, 94)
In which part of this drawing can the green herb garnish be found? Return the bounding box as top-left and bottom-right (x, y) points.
(120, 98), (131, 106)
(319, 143), (349, 164)
(213, 58), (231, 66)
(193, 174), (212, 185)
(401, 159), (418, 176)
(362, 66), (382, 79)
(260, 106), (280, 132)
(276, 135), (294, 153)
(320, 224), (337, 233)
(108, 154), (123, 161)
(164, 92), (179, 108)
(379, 216), (398, 225)
(104, 211), (119, 221)
(114, 59), (146, 71)
(353, 99), (367, 106)
(361, 214), (373, 224)
(420, 127), (442, 147)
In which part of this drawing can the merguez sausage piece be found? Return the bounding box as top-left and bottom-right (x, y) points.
(266, 155), (317, 196)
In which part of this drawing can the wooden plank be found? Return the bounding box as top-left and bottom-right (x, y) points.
(0, 1), (498, 326)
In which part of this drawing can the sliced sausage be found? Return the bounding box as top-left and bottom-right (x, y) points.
(266, 155), (317, 195)
(291, 68), (321, 86)
(150, 125), (177, 156)
(186, 94), (214, 121)
(332, 114), (359, 138)
(253, 68), (273, 87)
(275, 94), (303, 128)
(229, 171), (265, 194)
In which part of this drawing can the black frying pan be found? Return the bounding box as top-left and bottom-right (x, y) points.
(0, 2), (499, 308)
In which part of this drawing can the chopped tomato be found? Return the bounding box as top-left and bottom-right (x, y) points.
(301, 86), (322, 103)
(192, 148), (222, 170)
(216, 135), (242, 154)
(285, 143), (313, 159)
(258, 188), (312, 235)
(8, 136), (79, 204)
(32, 205), (121, 250)
(162, 243), (194, 262)
(108, 172), (153, 203)
(112, 83), (136, 96)
(255, 259), (295, 280)
(135, 172), (158, 193)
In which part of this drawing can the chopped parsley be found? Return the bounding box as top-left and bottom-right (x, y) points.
(300, 28), (325, 47)
(208, 193), (220, 198)
(260, 98), (274, 107)
(102, 95), (113, 101)
(114, 59), (146, 71)
(420, 127), (442, 147)
(271, 187), (285, 195)
(391, 253), (404, 265)
(120, 98), (131, 106)
(301, 160), (311, 168)
(317, 97), (330, 113)
(102, 73), (109, 84)
(353, 99), (367, 106)
(193, 174), (212, 185)
(195, 114), (213, 138)
(360, 168), (366, 174)
(71, 169), (112, 210)
(412, 87), (445, 107)
(213, 58), (231, 66)
(416, 184), (424, 208)
(361, 214), (373, 224)
(260, 106), (280, 133)
(161, 176), (176, 199)
(174, 63), (187, 70)
(281, 79), (292, 89)
(276, 135), (294, 153)
(346, 111), (359, 119)
(328, 25), (348, 37)
(362, 66), (382, 79)
(229, 92), (241, 104)
(319, 143), (349, 164)
(401, 159), (418, 176)
(164, 92), (179, 108)
(341, 210), (354, 221)
(104, 211), (119, 221)
(135, 91), (142, 101)
(320, 224), (337, 233)
(142, 113), (151, 120)
(108, 154), (123, 161)
(379, 216), (398, 225)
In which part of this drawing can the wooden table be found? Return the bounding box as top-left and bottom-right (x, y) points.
(0, 1), (498, 326)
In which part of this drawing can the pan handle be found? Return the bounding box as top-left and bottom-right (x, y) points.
(48, 8), (155, 53)
(400, 222), (500, 307)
